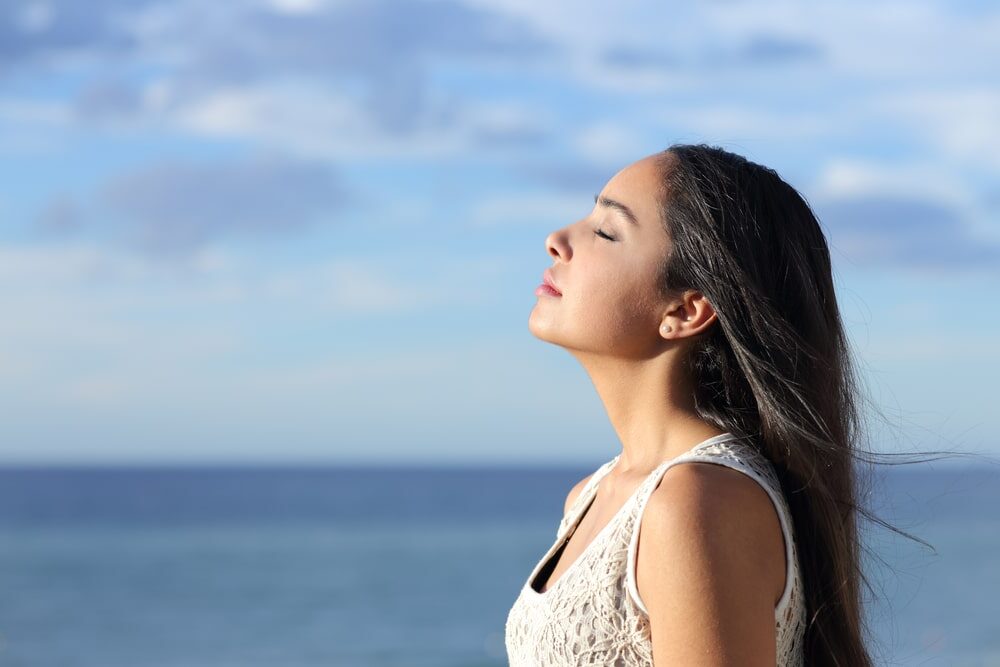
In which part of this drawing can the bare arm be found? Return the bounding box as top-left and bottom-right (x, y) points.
(636, 463), (786, 666)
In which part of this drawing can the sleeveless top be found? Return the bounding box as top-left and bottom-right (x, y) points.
(504, 432), (807, 666)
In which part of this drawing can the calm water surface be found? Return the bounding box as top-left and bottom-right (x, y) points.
(0, 461), (997, 666)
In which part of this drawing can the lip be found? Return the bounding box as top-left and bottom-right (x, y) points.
(541, 268), (562, 296)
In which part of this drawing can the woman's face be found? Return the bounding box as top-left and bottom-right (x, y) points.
(529, 153), (675, 358)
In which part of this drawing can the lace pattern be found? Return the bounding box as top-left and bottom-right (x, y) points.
(504, 434), (807, 666)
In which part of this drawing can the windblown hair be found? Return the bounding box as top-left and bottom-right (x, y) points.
(651, 143), (973, 666)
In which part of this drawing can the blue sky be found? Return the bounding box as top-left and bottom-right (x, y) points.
(1, 0), (998, 465)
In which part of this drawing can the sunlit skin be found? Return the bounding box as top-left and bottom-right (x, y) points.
(528, 152), (786, 665)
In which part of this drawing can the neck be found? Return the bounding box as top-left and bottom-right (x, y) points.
(569, 348), (727, 477)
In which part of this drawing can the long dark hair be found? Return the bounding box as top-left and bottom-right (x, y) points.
(651, 143), (983, 666)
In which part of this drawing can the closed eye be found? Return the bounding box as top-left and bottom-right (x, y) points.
(594, 228), (616, 241)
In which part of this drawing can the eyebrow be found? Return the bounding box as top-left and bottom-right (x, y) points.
(594, 193), (639, 226)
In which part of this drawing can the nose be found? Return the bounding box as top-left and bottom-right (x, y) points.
(545, 227), (568, 261)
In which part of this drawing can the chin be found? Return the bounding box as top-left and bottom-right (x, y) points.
(527, 308), (559, 343)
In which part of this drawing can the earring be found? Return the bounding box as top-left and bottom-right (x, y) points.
(661, 325), (672, 334)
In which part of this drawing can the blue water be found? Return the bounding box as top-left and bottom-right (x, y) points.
(0, 461), (997, 666)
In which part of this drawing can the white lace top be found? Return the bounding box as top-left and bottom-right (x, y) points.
(504, 433), (806, 666)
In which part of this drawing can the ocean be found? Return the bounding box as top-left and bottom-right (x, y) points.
(0, 460), (997, 666)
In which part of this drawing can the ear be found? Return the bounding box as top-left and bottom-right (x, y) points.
(659, 291), (717, 340)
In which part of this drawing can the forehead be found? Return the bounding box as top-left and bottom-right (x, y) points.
(600, 155), (664, 226)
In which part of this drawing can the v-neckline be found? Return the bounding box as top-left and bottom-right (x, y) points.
(527, 454), (641, 595)
(525, 432), (738, 597)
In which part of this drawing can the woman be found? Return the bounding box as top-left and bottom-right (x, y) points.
(505, 144), (875, 666)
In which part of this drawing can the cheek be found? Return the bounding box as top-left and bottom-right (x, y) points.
(574, 271), (656, 336)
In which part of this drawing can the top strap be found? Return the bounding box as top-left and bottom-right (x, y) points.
(555, 433), (742, 538)
(623, 439), (798, 620)
(556, 457), (619, 538)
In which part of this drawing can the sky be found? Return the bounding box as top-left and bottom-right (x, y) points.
(0, 0), (998, 465)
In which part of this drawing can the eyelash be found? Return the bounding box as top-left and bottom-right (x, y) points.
(594, 228), (616, 242)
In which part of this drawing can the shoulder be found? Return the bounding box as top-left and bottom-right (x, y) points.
(650, 459), (782, 530)
(563, 471), (596, 516)
(635, 461), (785, 665)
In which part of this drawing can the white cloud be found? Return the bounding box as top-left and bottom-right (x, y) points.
(0, 98), (69, 125)
(165, 81), (536, 162)
(0, 240), (514, 415)
(260, 257), (445, 313)
(465, 0), (1000, 99)
(571, 121), (649, 165)
(809, 157), (1000, 244)
(0, 239), (500, 323)
(265, 0), (330, 15)
(14, 1), (56, 34)
(469, 192), (582, 229)
(809, 158), (974, 206)
(0, 240), (578, 462)
(0, 97), (74, 155)
(653, 106), (841, 142)
(868, 88), (1000, 171)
